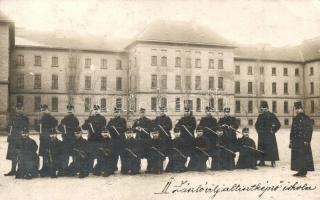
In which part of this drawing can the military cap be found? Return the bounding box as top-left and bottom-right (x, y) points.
(114, 107), (122, 112)
(40, 104), (48, 112)
(205, 106), (213, 112)
(16, 102), (23, 109)
(67, 104), (74, 111)
(242, 127), (249, 133)
(223, 107), (230, 113)
(93, 104), (100, 111)
(140, 108), (146, 112)
(184, 107), (191, 112)
(159, 106), (167, 112)
(260, 101), (269, 109)
(294, 100), (303, 109)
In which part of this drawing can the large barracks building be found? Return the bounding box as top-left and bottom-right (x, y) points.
(0, 13), (319, 130)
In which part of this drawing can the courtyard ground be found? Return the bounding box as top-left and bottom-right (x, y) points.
(0, 129), (319, 200)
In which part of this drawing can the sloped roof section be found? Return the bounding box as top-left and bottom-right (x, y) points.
(15, 28), (132, 53)
(234, 44), (304, 62)
(137, 20), (234, 47)
(0, 10), (12, 23)
(299, 36), (320, 62)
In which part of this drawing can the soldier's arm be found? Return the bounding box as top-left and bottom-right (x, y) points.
(167, 117), (173, 131)
(272, 114), (281, 133)
(81, 118), (90, 130)
(304, 118), (313, 144)
(233, 117), (239, 130)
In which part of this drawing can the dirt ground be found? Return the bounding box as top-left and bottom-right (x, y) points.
(0, 129), (319, 200)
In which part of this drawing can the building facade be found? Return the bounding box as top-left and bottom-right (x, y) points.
(0, 16), (319, 130)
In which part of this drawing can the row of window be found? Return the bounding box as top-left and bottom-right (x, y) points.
(151, 75), (224, 90)
(16, 74), (123, 91)
(150, 56), (224, 69)
(16, 96), (123, 112)
(238, 118), (291, 126)
(15, 55), (123, 70)
(234, 65), (310, 77)
(234, 81), (313, 95)
(235, 100), (317, 114)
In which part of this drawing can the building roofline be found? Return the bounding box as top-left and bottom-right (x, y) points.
(234, 56), (304, 64)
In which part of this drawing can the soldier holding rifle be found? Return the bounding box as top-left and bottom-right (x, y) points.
(106, 107), (127, 174)
(36, 104), (58, 177)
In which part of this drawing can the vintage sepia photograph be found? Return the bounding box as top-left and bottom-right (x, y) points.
(0, 0), (319, 199)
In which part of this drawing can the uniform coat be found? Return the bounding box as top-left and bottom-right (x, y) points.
(58, 113), (80, 155)
(255, 111), (281, 161)
(197, 115), (218, 156)
(174, 115), (196, 155)
(236, 137), (258, 169)
(38, 113), (58, 157)
(165, 137), (188, 172)
(290, 112), (314, 172)
(6, 112), (29, 160)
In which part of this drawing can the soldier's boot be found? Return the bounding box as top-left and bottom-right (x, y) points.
(271, 161), (276, 167)
(257, 160), (265, 166)
(4, 160), (17, 176)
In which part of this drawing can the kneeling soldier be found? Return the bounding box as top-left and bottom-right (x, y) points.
(16, 132), (39, 179)
(236, 128), (259, 169)
(165, 131), (188, 173)
(93, 131), (117, 177)
(48, 133), (67, 178)
(146, 130), (166, 174)
(122, 129), (144, 175)
(67, 129), (91, 178)
(188, 129), (210, 172)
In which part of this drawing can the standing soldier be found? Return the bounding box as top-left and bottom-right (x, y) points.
(82, 104), (107, 173)
(255, 101), (281, 167)
(290, 100), (314, 177)
(37, 104), (58, 177)
(174, 107), (196, 157)
(57, 104), (80, 172)
(153, 106), (173, 143)
(106, 107), (127, 174)
(196, 106), (218, 169)
(217, 107), (239, 170)
(4, 103), (29, 176)
(132, 108), (153, 172)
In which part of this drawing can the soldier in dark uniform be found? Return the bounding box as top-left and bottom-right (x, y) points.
(47, 133), (66, 178)
(106, 107), (127, 174)
(93, 131), (117, 177)
(67, 128), (92, 178)
(57, 104), (80, 171)
(255, 101), (281, 167)
(197, 106), (219, 170)
(153, 106), (172, 145)
(15, 131), (39, 179)
(82, 104), (107, 173)
(165, 131), (188, 172)
(122, 128), (145, 175)
(217, 107), (239, 170)
(132, 108), (153, 172)
(187, 129), (210, 172)
(5, 103), (29, 176)
(290, 101), (314, 177)
(146, 130), (167, 174)
(36, 104), (58, 177)
(174, 107), (196, 156)
(236, 128), (259, 170)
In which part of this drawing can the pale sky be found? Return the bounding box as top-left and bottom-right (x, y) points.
(1, 0), (320, 47)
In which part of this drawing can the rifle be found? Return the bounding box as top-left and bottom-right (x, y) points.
(39, 123), (42, 135)
(63, 125), (67, 135)
(135, 127), (150, 135)
(195, 146), (210, 157)
(221, 124), (241, 134)
(112, 126), (121, 136)
(48, 148), (53, 164)
(151, 146), (165, 157)
(204, 127), (219, 136)
(73, 148), (86, 159)
(217, 144), (236, 156)
(158, 124), (170, 138)
(182, 125), (194, 138)
(243, 145), (264, 154)
(124, 148), (138, 158)
(98, 147), (111, 157)
(8, 126), (12, 137)
(89, 123), (95, 134)
(169, 148), (187, 159)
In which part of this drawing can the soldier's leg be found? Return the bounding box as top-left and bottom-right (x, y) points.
(5, 159), (18, 176)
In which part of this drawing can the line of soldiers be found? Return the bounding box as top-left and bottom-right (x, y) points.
(4, 100), (314, 179)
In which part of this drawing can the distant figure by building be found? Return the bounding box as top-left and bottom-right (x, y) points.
(255, 101), (281, 167)
(290, 100), (314, 177)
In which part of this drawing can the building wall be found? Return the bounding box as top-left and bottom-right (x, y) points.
(304, 61), (320, 127)
(10, 47), (128, 128)
(234, 59), (305, 127)
(0, 23), (10, 130)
